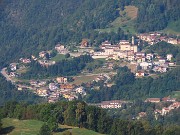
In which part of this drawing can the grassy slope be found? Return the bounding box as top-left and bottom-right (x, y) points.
(51, 54), (66, 62)
(97, 5), (180, 35)
(170, 91), (180, 100)
(1, 118), (43, 135)
(55, 128), (104, 135)
(162, 20), (180, 35)
(1, 118), (104, 135)
(97, 6), (138, 34)
(72, 75), (99, 85)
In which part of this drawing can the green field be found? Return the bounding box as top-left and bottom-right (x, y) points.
(63, 128), (104, 135)
(162, 20), (180, 35)
(1, 118), (44, 135)
(71, 75), (99, 85)
(1, 118), (104, 135)
(55, 128), (104, 135)
(170, 91), (180, 99)
(51, 54), (66, 62)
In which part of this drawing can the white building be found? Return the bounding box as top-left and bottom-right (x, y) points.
(167, 54), (173, 61)
(102, 41), (112, 46)
(140, 62), (152, 70)
(49, 83), (58, 91)
(146, 53), (154, 61)
(167, 38), (179, 45)
(55, 44), (69, 54)
(136, 71), (145, 77)
(159, 59), (166, 64)
(56, 77), (68, 84)
(10, 63), (17, 71)
(75, 87), (86, 95)
(100, 100), (123, 109)
(37, 88), (49, 97)
(119, 40), (138, 53)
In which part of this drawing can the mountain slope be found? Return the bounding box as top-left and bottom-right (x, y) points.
(134, 0), (180, 32)
(0, 0), (120, 67)
(0, 0), (179, 67)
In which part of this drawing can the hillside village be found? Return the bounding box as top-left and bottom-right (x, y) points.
(1, 32), (180, 120)
(1, 1), (180, 134)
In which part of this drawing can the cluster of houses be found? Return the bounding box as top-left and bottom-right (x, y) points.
(137, 97), (179, 119)
(92, 38), (138, 60)
(31, 35), (177, 75)
(19, 58), (31, 64)
(55, 44), (69, 54)
(135, 52), (175, 76)
(33, 45), (69, 67)
(32, 77), (87, 103)
(90, 38), (176, 76)
(5, 59), (88, 103)
(85, 37), (176, 76)
(37, 44), (70, 66)
(9, 57), (32, 77)
(37, 51), (56, 66)
(154, 102), (180, 118)
(2, 31), (179, 106)
(141, 97), (179, 118)
(137, 32), (180, 45)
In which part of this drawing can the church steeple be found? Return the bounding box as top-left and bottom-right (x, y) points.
(132, 36), (135, 45)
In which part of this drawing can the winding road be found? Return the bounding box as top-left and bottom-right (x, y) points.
(1, 67), (15, 84)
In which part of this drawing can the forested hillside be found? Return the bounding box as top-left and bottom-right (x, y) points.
(0, 0), (121, 68)
(0, 0), (179, 68)
(133, 0), (180, 32)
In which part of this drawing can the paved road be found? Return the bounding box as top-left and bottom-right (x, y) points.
(1, 68), (12, 81)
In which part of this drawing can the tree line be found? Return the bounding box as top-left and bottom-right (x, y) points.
(0, 101), (180, 135)
(21, 55), (94, 79)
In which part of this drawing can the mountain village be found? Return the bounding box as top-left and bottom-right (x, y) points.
(1, 32), (180, 120)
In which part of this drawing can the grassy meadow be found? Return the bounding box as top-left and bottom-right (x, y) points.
(1, 118), (104, 135)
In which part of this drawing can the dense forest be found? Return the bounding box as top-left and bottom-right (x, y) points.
(0, 101), (180, 135)
(85, 66), (180, 102)
(133, 0), (180, 32)
(0, 0), (123, 68)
